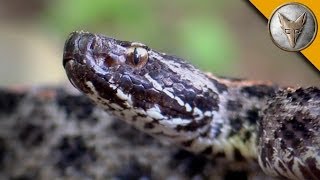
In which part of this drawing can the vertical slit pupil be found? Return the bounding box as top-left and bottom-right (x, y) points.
(133, 48), (140, 65)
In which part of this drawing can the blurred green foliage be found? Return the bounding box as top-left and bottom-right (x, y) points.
(177, 18), (236, 73)
(44, 0), (236, 74)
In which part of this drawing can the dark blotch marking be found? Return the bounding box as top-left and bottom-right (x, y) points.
(241, 85), (275, 99)
(226, 100), (242, 111)
(229, 118), (242, 137)
(200, 127), (211, 138)
(306, 158), (320, 178)
(171, 149), (194, 160)
(233, 148), (245, 162)
(291, 88), (319, 104)
(145, 89), (160, 103)
(283, 130), (294, 140)
(292, 138), (302, 148)
(56, 94), (96, 122)
(181, 140), (193, 147)
(275, 112), (315, 149)
(18, 123), (45, 147)
(0, 90), (25, 114)
(114, 160), (152, 180)
(243, 131), (251, 142)
(298, 162), (315, 180)
(193, 93), (219, 112)
(110, 121), (155, 145)
(54, 136), (97, 172)
(246, 108), (260, 125)
(291, 118), (307, 132)
(210, 78), (228, 93)
(214, 152), (226, 158)
(0, 137), (8, 169)
(200, 146), (213, 155)
(170, 150), (208, 178)
(224, 170), (248, 180)
(259, 92), (320, 179)
(144, 122), (154, 129)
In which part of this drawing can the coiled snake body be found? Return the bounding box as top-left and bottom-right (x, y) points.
(63, 31), (320, 179)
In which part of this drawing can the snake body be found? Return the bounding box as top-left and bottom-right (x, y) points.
(63, 31), (320, 179)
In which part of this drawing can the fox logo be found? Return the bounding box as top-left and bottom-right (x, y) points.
(269, 3), (316, 51)
(278, 12), (307, 48)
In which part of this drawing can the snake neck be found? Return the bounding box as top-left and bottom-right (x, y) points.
(179, 76), (278, 162)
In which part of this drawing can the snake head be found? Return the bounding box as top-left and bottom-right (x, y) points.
(63, 31), (222, 146)
(63, 31), (155, 96)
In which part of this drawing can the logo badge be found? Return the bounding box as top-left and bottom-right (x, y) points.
(268, 3), (317, 51)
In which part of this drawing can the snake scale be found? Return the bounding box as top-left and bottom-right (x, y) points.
(63, 31), (320, 179)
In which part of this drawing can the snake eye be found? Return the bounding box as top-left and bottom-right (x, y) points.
(126, 47), (148, 68)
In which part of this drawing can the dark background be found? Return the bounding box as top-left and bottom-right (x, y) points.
(0, 0), (318, 86)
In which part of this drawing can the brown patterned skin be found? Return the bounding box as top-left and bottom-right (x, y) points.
(63, 31), (320, 179)
(258, 87), (320, 180)
(0, 87), (277, 180)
